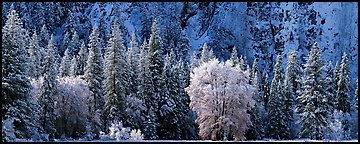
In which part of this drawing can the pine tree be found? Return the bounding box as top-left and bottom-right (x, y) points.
(324, 62), (337, 112)
(2, 5), (39, 140)
(230, 46), (240, 67)
(61, 31), (70, 56)
(265, 54), (290, 140)
(69, 30), (80, 56)
(200, 43), (210, 64)
(283, 51), (300, 139)
(59, 48), (71, 77)
(78, 42), (88, 75)
(69, 55), (80, 77)
(239, 55), (249, 72)
(28, 31), (43, 79)
(297, 43), (329, 140)
(127, 32), (140, 97)
(103, 17), (128, 130)
(85, 26), (105, 137)
(336, 52), (351, 140)
(246, 59), (265, 140)
(39, 24), (50, 52)
(262, 72), (270, 111)
(39, 35), (58, 140)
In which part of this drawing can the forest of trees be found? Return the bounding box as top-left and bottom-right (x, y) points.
(2, 2), (358, 142)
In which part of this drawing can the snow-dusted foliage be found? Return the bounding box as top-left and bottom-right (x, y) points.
(85, 25), (105, 137)
(106, 121), (131, 141)
(186, 58), (255, 141)
(296, 43), (329, 140)
(2, 5), (40, 140)
(59, 48), (71, 77)
(130, 129), (144, 140)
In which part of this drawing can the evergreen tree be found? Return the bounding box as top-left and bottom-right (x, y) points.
(39, 24), (50, 52)
(246, 59), (265, 140)
(127, 32), (140, 97)
(61, 31), (70, 56)
(262, 72), (270, 111)
(324, 62), (337, 112)
(69, 55), (80, 77)
(230, 46), (240, 67)
(28, 31), (43, 79)
(78, 42), (88, 75)
(39, 35), (58, 140)
(297, 43), (329, 140)
(336, 52), (351, 140)
(2, 5), (39, 140)
(144, 18), (165, 140)
(103, 18), (128, 130)
(59, 48), (71, 77)
(239, 55), (249, 72)
(265, 54), (290, 140)
(69, 30), (80, 56)
(283, 51), (300, 139)
(85, 26), (105, 137)
(200, 43), (210, 64)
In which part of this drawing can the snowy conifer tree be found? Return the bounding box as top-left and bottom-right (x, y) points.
(127, 32), (140, 97)
(200, 43), (210, 64)
(297, 43), (329, 140)
(284, 51), (300, 139)
(69, 30), (80, 56)
(85, 26), (105, 137)
(69, 55), (80, 77)
(59, 48), (71, 77)
(103, 17), (128, 129)
(246, 58), (265, 140)
(28, 31), (43, 79)
(230, 46), (240, 67)
(265, 54), (290, 140)
(335, 52), (351, 140)
(39, 35), (58, 140)
(186, 58), (255, 141)
(2, 5), (39, 140)
(78, 42), (88, 75)
(261, 72), (270, 111)
(61, 31), (70, 56)
(324, 62), (337, 112)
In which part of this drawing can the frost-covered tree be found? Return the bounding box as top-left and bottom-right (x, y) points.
(85, 26), (105, 137)
(265, 54), (290, 140)
(129, 129), (144, 140)
(103, 18), (128, 129)
(324, 62), (337, 112)
(284, 51), (300, 139)
(28, 31), (44, 79)
(200, 42), (211, 64)
(246, 59), (265, 140)
(261, 72), (270, 111)
(127, 32), (140, 97)
(61, 31), (71, 56)
(69, 55), (80, 77)
(39, 24), (50, 51)
(59, 48), (71, 77)
(239, 55), (249, 72)
(186, 58), (255, 141)
(69, 30), (80, 56)
(230, 46), (240, 67)
(297, 43), (329, 140)
(335, 52), (351, 140)
(39, 35), (58, 140)
(78, 42), (88, 75)
(2, 5), (39, 140)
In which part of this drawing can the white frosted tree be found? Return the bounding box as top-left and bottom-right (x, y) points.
(200, 42), (211, 64)
(85, 26), (105, 137)
(229, 46), (240, 67)
(297, 43), (329, 140)
(69, 55), (80, 77)
(186, 58), (255, 141)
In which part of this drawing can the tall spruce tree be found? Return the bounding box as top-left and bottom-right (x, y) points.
(85, 26), (105, 137)
(78, 42), (88, 75)
(39, 35), (58, 140)
(103, 17), (128, 129)
(2, 5), (39, 140)
(230, 46), (240, 67)
(283, 51), (300, 139)
(59, 48), (71, 77)
(336, 52), (351, 140)
(297, 43), (329, 140)
(69, 55), (80, 76)
(265, 54), (289, 140)
(28, 31), (43, 79)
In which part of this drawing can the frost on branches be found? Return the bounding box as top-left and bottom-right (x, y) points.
(186, 58), (255, 141)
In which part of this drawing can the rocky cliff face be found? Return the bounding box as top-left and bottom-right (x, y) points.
(3, 2), (358, 88)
